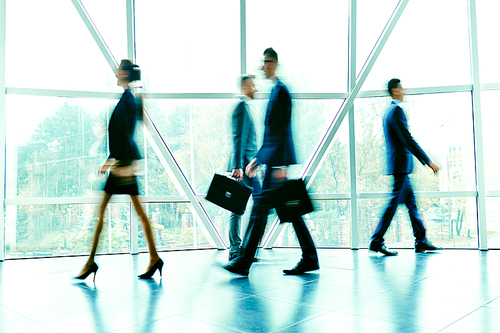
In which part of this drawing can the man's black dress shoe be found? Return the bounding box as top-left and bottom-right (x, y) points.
(223, 258), (250, 276)
(283, 259), (319, 275)
(415, 240), (443, 253)
(369, 243), (398, 256)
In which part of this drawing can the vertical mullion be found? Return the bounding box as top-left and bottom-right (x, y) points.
(468, 0), (487, 250)
(240, 0), (247, 75)
(0, 0), (6, 261)
(126, 0), (135, 61)
(348, 0), (359, 250)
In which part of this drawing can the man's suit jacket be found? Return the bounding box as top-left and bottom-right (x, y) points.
(383, 101), (430, 175)
(108, 89), (141, 161)
(229, 99), (257, 170)
(255, 80), (297, 167)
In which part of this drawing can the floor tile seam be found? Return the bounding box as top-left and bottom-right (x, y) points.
(0, 305), (60, 332)
(333, 307), (449, 331)
(169, 295), (256, 317)
(435, 304), (486, 332)
(176, 311), (254, 333)
(386, 289), (500, 307)
(249, 294), (348, 313)
(267, 309), (338, 333)
(483, 294), (500, 307)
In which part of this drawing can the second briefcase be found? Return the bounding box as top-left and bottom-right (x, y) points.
(206, 174), (253, 215)
(267, 179), (314, 222)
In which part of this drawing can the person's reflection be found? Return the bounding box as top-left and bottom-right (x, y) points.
(282, 276), (320, 333)
(137, 279), (163, 333)
(367, 254), (422, 331)
(74, 282), (106, 332)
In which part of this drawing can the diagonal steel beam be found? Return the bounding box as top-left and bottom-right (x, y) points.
(263, 0), (410, 249)
(143, 111), (226, 249)
(71, 0), (118, 71)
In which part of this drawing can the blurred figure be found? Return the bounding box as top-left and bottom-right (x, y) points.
(369, 78), (443, 256)
(227, 75), (262, 260)
(224, 48), (319, 276)
(76, 60), (163, 281)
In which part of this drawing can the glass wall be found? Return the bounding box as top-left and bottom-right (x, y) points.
(2, 0), (499, 258)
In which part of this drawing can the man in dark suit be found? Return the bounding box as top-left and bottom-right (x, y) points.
(227, 75), (261, 260)
(369, 78), (443, 256)
(223, 48), (319, 275)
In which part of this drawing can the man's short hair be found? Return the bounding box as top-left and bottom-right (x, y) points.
(241, 74), (255, 86)
(263, 47), (278, 62)
(388, 78), (401, 97)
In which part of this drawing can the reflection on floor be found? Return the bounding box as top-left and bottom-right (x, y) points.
(1, 248), (500, 332)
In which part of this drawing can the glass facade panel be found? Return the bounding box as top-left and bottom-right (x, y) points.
(308, 116), (350, 194)
(358, 197), (478, 249)
(276, 200), (351, 248)
(135, 0), (240, 93)
(486, 198), (500, 248)
(138, 203), (215, 251)
(80, 0), (129, 61)
(5, 95), (116, 199)
(5, 0), (119, 92)
(362, 0), (471, 90)
(355, 93), (475, 193)
(5, 203), (130, 258)
(479, 90), (500, 191)
(476, 1), (500, 84)
(246, 0), (348, 93)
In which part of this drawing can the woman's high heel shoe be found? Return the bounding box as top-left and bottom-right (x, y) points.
(75, 262), (99, 282)
(138, 259), (164, 279)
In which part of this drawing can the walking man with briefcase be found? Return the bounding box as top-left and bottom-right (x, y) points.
(223, 48), (319, 276)
(227, 74), (261, 260)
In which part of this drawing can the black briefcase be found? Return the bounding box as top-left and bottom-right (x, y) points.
(206, 174), (253, 215)
(267, 179), (314, 222)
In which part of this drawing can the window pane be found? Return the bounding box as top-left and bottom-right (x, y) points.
(308, 116), (350, 194)
(357, 0), (400, 74)
(486, 198), (500, 248)
(362, 0), (471, 90)
(476, 1), (500, 84)
(246, 0), (348, 93)
(146, 98), (339, 194)
(80, 0), (128, 61)
(480, 90), (500, 191)
(355, 93), (475, 192)
(5, 0), (119, 92)
(135, 1), (240, 93)
(138, 203), (215, 251)
(5, 203), (130, 258)
(6, 95), (116, 199)
(358, 197), (478, 249)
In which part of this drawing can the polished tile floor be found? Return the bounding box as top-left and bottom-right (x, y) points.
(1, 248), (500, 333)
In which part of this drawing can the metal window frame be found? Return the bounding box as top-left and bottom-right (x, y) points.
(468, 0), (488, 250)
(0, 0), (6, 261)
(3, 0), (500, 258)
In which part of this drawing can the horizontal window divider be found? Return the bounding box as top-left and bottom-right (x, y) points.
(4, 195), (191, 206)
(6, 87), (122, 99)
(144, 93), (239, 99)
(480, 83), (500, 91)
(309, 193), (351, 200)
(357, 85), (473, 98)
(357, 191), (477, 199)
(485, 190), (500, 197)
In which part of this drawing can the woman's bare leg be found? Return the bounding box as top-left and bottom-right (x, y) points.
(130, 195), (160, 270)
(77, 192), (112, 275)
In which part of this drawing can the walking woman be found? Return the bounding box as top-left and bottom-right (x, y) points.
(76, 60), (163, 281)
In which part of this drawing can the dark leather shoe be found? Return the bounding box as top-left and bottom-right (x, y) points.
(223, 258), (250, 276)
(369, 242), (398, 256)
(283, 259), (319, 275)
(415, 240), (443, 253)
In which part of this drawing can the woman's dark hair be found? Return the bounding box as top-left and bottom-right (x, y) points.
(119, 59), (141, 82)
